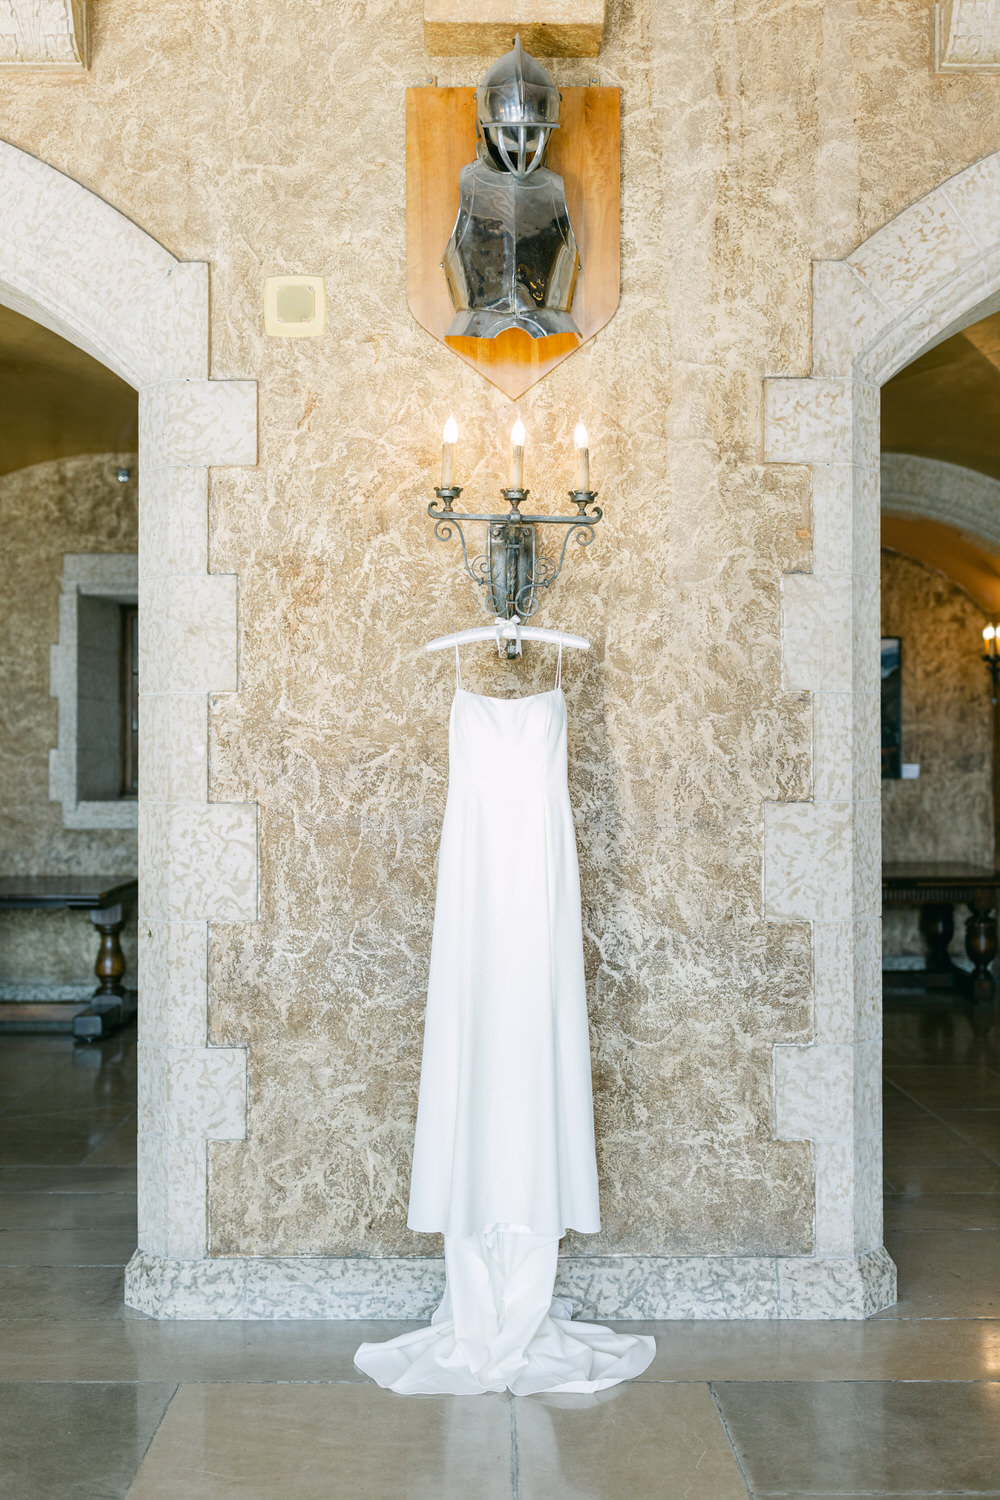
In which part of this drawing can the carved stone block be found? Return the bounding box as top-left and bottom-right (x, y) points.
(424, 0), (603, 57)
(0, 0), (88, 69)
(936, 0), (1000, 71)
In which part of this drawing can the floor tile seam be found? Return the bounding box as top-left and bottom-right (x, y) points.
(710, 1378), (1000, 1389)
(708, 1382), (756, 1498)
(886, 1194), (1000, 1201)
(634, 1376), (1000, 1385)
(871, 1314), (1000, 1322)
(925, 1107), (1000, 1121)
(0, 1121), (135, 1134)
(886, 1069), (1000, 1084)
(0, 1376), (376, 1386)
(8, 1375), (1000, 1389)
(79, 1132), (136, 1169)
(884, 1084), (1000, 1100)
(0, 1075), (76, 1110)
(883, 1227), (1000, 1233)
(0, 1108), (136, 1120)
(923, 1102), (1000, 1112)
(884, 1160), (1000, 1168)
(886, 1082), (1000, 1168)
(0, 1318), (137, 1325)
(0, 1202), (136, 1208)
(0, 1234), (137, 1242)
(1, 1316), (998, 1330)
(508, 1391), (520, 1500)
(125, 1379), (180, 1495)
(0, 1262), (132, 1268)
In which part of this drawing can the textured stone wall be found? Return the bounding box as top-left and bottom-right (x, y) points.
(881, 548), (993, 958)
(2, 0), (1000, 1262)
(0, 454), (138, 986)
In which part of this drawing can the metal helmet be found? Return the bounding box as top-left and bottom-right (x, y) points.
(475, 35), (561, 177)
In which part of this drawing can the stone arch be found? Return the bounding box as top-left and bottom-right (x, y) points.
(763, 150), (1000, 1314)
(0, 139), (258, 1309)
(881, 453), (1000, 555)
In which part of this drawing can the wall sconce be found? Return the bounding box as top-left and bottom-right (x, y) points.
(429, 417), (602, 643)
(983, 624), (1000, 704)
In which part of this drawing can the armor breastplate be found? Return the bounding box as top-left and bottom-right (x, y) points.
(443, 161), (581, 340)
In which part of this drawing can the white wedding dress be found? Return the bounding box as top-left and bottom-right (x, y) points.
(355, 647), (655, 1394)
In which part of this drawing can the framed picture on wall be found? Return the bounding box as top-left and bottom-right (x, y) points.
(881, 636), (902, 779)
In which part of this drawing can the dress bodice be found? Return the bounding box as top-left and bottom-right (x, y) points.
(449, 688), (568, 791)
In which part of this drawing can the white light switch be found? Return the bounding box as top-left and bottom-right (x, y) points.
(263, 276), (326, 337)
(900, 763), (920, 779)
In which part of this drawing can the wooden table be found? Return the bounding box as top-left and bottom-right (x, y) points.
(882, 862), (999, 1008)
(0, 876), (138, 1038)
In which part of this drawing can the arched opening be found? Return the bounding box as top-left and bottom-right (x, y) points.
(0, 308), (140, 1285)
(765, 149), (1000, 1316)
(0, 301), (140, 1037)
(877, 326), (1000, 1311)
(0, 138), (257, 1313)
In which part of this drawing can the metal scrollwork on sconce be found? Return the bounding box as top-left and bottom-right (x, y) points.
(428, 417), (602, 643)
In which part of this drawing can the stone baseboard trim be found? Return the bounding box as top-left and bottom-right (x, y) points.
(125, 1248), (897, 1321)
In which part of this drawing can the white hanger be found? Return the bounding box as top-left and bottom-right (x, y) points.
(425, 616), (590, 655)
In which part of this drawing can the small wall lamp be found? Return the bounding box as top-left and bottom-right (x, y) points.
(983, 624), (1000, 704)
(429, 416), (602, 625)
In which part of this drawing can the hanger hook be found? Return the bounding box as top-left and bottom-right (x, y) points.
(494, 615), (522, 657)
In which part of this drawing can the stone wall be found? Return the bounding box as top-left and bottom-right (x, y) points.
(881, 548), (993, 959)
(0, 454), (138, 988)
(2, 0), (1000, 1269)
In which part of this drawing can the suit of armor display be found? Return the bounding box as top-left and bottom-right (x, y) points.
(443, 37), (581, 341)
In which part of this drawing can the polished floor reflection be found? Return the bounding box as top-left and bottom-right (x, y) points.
(0, 1000), (998, 1498)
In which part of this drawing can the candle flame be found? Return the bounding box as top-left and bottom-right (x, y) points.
(574, 421), (588, 449)
(443, 415), (458, 444)
(986, 624), (996, 641)
(511, 418), (526, 446)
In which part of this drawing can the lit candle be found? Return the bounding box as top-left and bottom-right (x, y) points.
(574, 420), (590, 492)
(985, 624), (997, 656)
(441, 415), (458, 489)
(510, 417), (525, 490)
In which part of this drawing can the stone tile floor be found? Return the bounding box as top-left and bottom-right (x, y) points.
(0, 998), (998, 1497)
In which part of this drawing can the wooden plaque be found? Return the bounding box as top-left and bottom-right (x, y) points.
(406, 86), (620, 400)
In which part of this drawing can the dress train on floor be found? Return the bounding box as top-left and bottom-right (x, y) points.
(354, 1229), (656, 1396)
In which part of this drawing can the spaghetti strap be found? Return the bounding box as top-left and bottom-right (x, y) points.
(454, 643), (462, 689)
(554, 641), (563, 690)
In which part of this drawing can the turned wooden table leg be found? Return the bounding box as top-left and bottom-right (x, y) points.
(88, 903), (126, 998)
(920, 902), (956, 975)
(964, 890), (997, 1021)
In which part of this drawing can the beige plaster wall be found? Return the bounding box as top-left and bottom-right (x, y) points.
(2, 0), (1000, 1260)
(0, 453), (138, 986)
(881, 548), (993, 958)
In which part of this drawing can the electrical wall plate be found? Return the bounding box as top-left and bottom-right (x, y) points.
(263, 275), (326, 337)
